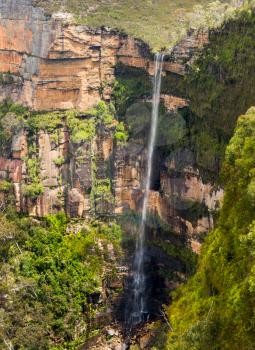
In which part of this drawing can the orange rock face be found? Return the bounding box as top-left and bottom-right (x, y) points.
(0, 51), (23, 74)
(0, 1), (215, 253)
(161, 94), (189, 112)
(0, 1), (208, 111)
(0, 1), (150, 110)
(0, 20), (149, 110)
(0, 157), (23, 183)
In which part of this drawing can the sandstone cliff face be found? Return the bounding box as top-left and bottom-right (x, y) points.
(0, 122), (116, 218)
(0, 0), (148, 110)
(113, 139), (223, 252)
(0, 0), (218, 253)
(0, 0), (208, 111)
(0, 116), (223, 251)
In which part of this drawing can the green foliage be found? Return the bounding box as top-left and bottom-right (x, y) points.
(247, 178), (255, 203)
(0, 100), (125, 146)
(93, 178), (115, 212)
(0, 180), (13, 193)
(66, 103), (117, 143)
(112, 80), (130, 116)
(27, 111), (63, 133)
(147, 321), (169, 350)
(157, 107), (188, 150)
(22, 182), (45, 199)
(114, 122), (128, 145)
(1, 112), (25, 137)
(0, 99), (128, 213)
(174, 8), (255, 181)
(89, 101), (115, 126)
(185, 9), (255, 135)
(0, 99), (28, 118)
(175, 199), (209, 227)
(112, 64), (152, 116)
(0, 72), (15, 85)
(145, 211), (198, 277)
(110, 9), (255, 182)
(0, 100), (120, 146)
(155, 239), (197, 276)
(66, 110), (96, 144)
(54, 156), (65, 167)
(33, 0), (237, 50)
(167, 109), (255, 350)
(0, 100), (28, 154)
(22, 157), (44, 200)
(26, 158), (41, 182)
(0, 213), (122, 349)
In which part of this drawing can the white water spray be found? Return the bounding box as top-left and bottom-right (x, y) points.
(129, 53), (164, 327)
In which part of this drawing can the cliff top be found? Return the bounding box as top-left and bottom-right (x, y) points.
(32, 0), (239, 50)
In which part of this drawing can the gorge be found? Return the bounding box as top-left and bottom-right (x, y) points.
(0, 1), (255, 349)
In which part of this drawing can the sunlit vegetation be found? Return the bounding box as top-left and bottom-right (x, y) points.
(0, 100), (128, 202)
(0, 212), (122, 350)
(0, 99), (125, 146)
(33, 0), (239, 50)
(0, 180), (13, 193)
(167, 108), (255, 349)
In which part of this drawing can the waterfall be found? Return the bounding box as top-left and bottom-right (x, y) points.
(127, 53), (164, 328)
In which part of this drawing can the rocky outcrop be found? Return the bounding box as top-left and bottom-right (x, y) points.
(168, 28), (209, 68)
(158, 161), (223, 252)
(161, 94), (188, 112)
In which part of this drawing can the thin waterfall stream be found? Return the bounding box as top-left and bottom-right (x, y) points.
(127, 53), (164, 329)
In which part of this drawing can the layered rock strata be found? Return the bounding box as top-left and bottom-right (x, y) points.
(0, 117), (223, 248)
(0, 0), (208, 111)
(0, 0), (219, 251)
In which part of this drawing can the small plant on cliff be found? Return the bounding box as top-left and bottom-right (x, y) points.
(89, 101), (115, 126)
(0, 72), (15, 85)
(94, 178), (114, 205)
(22, 183), (44, 199)
(23, 158), (44, 200)
(54, 156), (65, 167)
(27, 111), (64, 133)
(0, 100), (28, 153)
(0, 99), (28, 119)
(114, 122), (128, 145)
(0, 180), (13, 193)
(66, 110), (96, 143)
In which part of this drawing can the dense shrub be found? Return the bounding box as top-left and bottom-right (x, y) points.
(0, 213), (122, 350)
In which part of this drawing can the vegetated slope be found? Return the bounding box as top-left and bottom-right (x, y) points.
(167, 6), (255, 182)
(33, 0), (232, 50)
(0, 212), (123, 349)
(167, 108), (255, 349)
